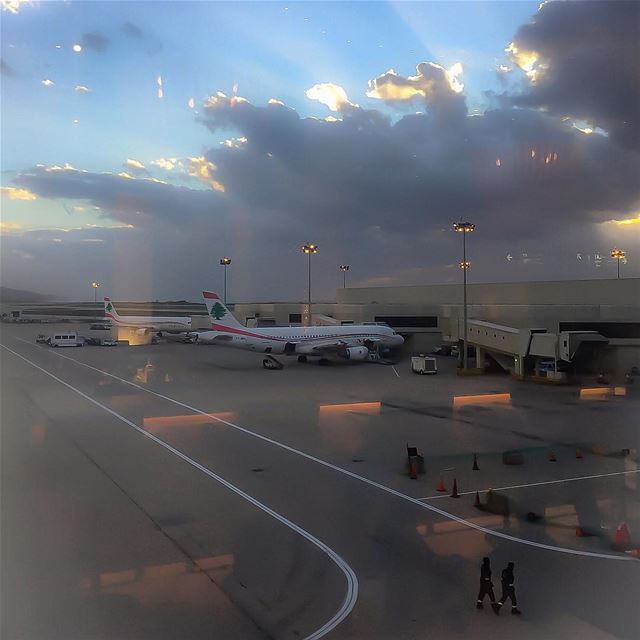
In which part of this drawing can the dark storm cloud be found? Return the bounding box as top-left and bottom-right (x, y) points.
(122, 22), (144, 39)
(503, 0), (640, 149)
(198, 95), (640, 238)
(13, 166), (230, 227)
(1, 58), (16, 76)
(81, 32), (110, 53)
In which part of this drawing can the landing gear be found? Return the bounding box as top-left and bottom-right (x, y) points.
(297, 355), (308, 363)
(263, 356), (284, 370)
(318, 358), (331, 366)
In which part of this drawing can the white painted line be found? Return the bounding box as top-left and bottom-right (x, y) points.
(418, 468), (640, 501)
(391, 366), (400, 378)
(15, 339), (636, 562)
(2, 344), (358, 640)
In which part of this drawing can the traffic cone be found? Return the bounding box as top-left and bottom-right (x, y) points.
(451, 478), (460, 498)
(472, 454), (480, 471)
(549, 450), (557, 462)
(613, 522), (631, 549)
(576, 448), (583, 459)
(436, 478), (446, 492)
(474, 491), (482, 508)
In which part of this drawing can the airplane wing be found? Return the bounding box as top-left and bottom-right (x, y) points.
(296, 337), (382, 355)
(196, 331), (233, 344)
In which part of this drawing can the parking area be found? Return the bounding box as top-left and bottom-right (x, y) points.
(2, 322), (639, 639)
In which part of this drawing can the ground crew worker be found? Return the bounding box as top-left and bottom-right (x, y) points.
(497, 562), (521, 615)
(476, 557), (499, 613)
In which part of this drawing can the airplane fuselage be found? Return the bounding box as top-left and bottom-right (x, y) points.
(198, 323), (403, 356)
(108, 315), (192, 333)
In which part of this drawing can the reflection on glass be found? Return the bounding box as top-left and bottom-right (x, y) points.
(319, 402), (381, 415)
(143, 412), (237, 433)
(452, 393), (511, 408)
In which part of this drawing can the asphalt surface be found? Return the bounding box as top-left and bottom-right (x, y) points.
(2, 322), (639, 639)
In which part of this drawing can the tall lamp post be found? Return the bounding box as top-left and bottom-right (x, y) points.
(91, 281), (100, 303)
(611, 248), (625, 280)
(302, 243), (319, 326)
(219, 257), (231, 304)
(339, 264), (350, 288)
(453, 221), (475, 370)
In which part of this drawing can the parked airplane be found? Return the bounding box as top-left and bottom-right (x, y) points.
(103, 297), (192, 335)
(197, 291), (404, 368)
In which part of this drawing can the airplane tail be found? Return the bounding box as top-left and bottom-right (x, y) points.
(202, 291), (244, 330)
(103, 297), (122, 323)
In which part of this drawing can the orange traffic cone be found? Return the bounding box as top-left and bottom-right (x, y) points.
(549, 451), (557, 462)
(613, 522), (631, 548)
(576, 448), (583, 459)
(436, 478), (446, 492)
(451, 478), (460, 498)
(474, 491), (482, 508)
(472, 454), (480, 471)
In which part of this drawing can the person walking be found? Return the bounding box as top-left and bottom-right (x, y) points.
(497, 562), (521, 615)
(476, 557), (499, 613)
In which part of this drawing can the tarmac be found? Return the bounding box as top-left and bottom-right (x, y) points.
(2, 322), (639, 639)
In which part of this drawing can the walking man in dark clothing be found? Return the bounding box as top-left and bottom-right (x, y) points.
(476, 557), (499, 614)
(497, 562), (521, 615)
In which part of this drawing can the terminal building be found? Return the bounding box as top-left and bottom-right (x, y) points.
(5, 277), (638, 378)
(232, 278), (639, 378)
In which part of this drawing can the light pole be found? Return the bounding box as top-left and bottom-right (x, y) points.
(453, 221), (475, 370)
(611, 248), (625, 279)
(219, 257), (231, 304)
(302, 243), (319, 326)
(340, 264), (350, 288)
(91, 281), (100, 303)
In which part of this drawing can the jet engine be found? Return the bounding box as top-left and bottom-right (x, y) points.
(340, 346), (369, 360)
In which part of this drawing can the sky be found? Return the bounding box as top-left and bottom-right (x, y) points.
(1, 0), (639, 302)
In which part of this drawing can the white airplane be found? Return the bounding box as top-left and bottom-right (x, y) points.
(197, 291), (404, 368)
(103, 297), (192, 335)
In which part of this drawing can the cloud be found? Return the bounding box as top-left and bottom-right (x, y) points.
(123, 158), (146, 172)
(11, 164), (230, 228)
(41, 78), (54, 87)
(0, 221), (23, 232)
(605, 213), (640, 227)
(305, 83), (356, 112)
(501, 1), (640, 149)
(1, 0), (30, 14)
(1, 186), (37, 200)
(193, 93), (640, 260)
(74, 85), (91, 93)
(81, 32), (110, 53)
(366, 62), (467, 122)
(1, 58), (16, 76)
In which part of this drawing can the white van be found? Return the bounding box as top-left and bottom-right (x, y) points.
(411, 354), (438, 375)
(47, 332), (83, 347)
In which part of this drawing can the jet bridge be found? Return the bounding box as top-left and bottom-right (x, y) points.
(466, 320), (608, 378)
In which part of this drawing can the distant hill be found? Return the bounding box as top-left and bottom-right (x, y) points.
(0, 287), (64, 303)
